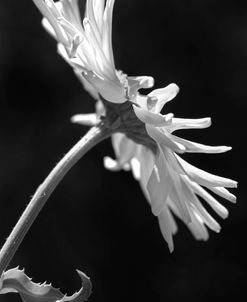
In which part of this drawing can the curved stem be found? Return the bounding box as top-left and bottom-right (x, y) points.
(0, 123), (112, 275)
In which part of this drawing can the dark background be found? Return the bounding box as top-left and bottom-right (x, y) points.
(0, 0), (246, 301)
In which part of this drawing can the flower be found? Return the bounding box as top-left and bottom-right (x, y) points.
(34, 0), (237, 251)
(73, 84), (237, 252)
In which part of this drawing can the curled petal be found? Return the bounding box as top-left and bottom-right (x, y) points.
(147, 83), (179, 113)
(170, 117), (212, 132)
(0, 267), (92, 302)
(128, 76), (154, 89)
(128, 76), (155, 99)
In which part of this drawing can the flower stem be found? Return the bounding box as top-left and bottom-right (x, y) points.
(0, 123), (112, 275)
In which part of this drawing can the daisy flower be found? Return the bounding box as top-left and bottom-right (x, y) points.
(75, 84), (237, 252)
(33, 0), (237, 251)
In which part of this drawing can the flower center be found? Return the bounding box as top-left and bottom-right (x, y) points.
(101, 98), (157, 154)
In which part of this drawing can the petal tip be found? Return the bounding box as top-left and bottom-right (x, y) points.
(168, 243), (174, 253)
(168, 83), (180, 94)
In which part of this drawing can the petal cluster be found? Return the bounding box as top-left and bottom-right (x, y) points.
(33, 0), (156, 103)
(104, 84), (237, 251)
(33, 0), (127, 102)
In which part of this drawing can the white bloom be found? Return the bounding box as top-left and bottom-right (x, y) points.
(72, 84), (237, 252)
(34, 1), (237, 251)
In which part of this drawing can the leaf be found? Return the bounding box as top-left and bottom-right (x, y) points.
(0, 267), (92, 302)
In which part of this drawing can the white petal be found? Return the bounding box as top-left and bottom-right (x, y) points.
(139, 147), (155, 187)
(70, 113), (99, 126)
(135, 93), (149, 110)
(170, 117), (211, 132)
(130, 157), (141, 180)
(169, 184), (191, 224)
(171, 134), (232, 154)
(158, 206), (175, 252)
(128, 76), (155, 99)
(133, 105), (173, 126)
(208, 186), (237, 203)
(147, 150), (173, 216)
(118, 135), (138, 166)
(176, 155), (238, 188)
(102, 0), (115, 67)
(83, 18), (115, 78)
(111, 133), (125, 157)
(187, 210), (209, 241)
(128, 76), (154, 89)
(93, 0), (104, 31)
(191, 201), (221, 233)
(42, 17), (56, 38)
(103, 156), (121, 171)
(148, 83), (179, 113)
(61, 0), (82, 28)
(58, 17), (80, 37)
(137, 146), (155, 198)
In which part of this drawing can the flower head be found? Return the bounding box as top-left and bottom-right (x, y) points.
(73, 83), (237, 252)
(34, 0), (237, 251)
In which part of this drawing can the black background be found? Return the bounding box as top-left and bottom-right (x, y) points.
(0, 0), (246, 301)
